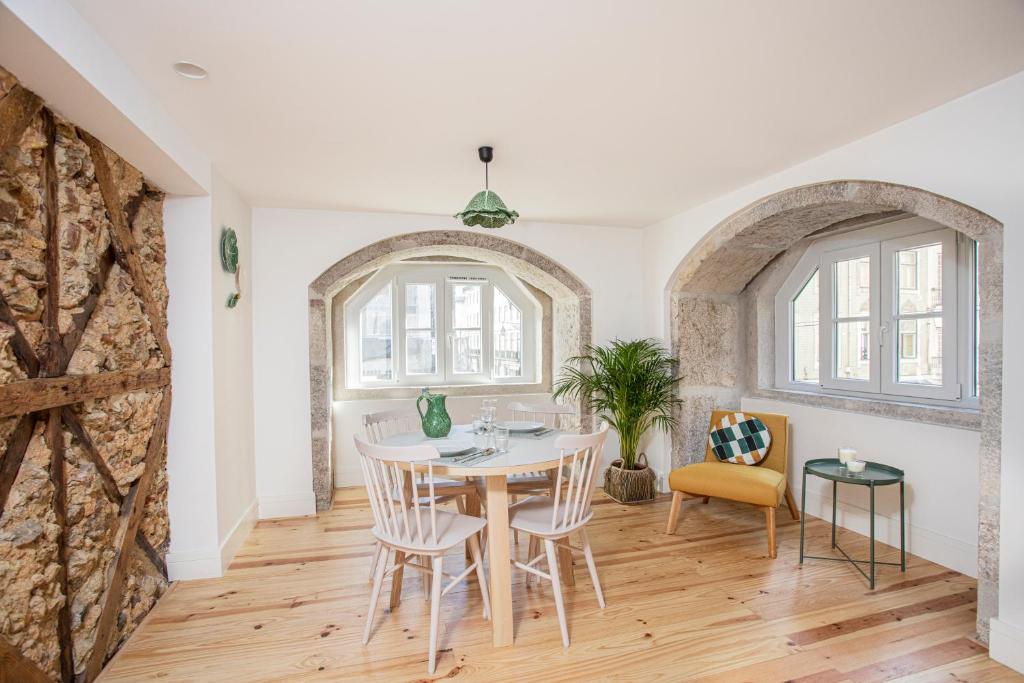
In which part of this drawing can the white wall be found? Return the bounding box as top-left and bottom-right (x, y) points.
(163, 196), (219, 580)
(744, 397), (979, 575)
(251, 210), (644, 517)
(210, 171), (257, 567)
(163, 173), (257, 580)
(641, 72), (1024, 669)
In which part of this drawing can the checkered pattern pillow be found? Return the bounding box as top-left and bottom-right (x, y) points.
(708, 412), (772, 465)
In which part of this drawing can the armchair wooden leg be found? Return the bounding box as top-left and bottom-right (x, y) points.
(701, 496), (710, 504)
(666, 491), (684, 534)
(765, 506), (777, 559)
(784, 488), (800, 520)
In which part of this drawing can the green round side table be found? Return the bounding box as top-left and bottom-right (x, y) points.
(798, 458), (906, 589)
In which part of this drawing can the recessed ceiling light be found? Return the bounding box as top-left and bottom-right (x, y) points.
(172, 61), (208, 80)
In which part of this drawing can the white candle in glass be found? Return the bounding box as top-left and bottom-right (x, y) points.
(838, 447), (857, 465)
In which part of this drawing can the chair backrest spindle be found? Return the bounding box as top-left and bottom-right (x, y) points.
(549, 422), (608, 532)
(354, 436), (441, 548)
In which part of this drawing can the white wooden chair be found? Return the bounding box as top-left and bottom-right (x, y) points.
(355, 436), (491, 674)
(505, 402), (577, 542)
(362, 410), (477, 582)
(509, 422), (609, 649)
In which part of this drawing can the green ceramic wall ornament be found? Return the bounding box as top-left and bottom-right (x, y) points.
(220, 227), (242, 308)
(455, 146), (519, 229)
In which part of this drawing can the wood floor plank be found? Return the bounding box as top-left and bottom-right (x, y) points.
(97, 493), (1023, 683)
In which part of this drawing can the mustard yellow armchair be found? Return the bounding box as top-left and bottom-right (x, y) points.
(665, 410), (799, 558)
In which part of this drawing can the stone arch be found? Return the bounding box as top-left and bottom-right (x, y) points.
(666, 180), (1002, 640)
(307, 230), (592, 510)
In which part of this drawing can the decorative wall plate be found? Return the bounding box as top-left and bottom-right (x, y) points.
(220, 227), (242, 308)
(220, 227), (239, 273)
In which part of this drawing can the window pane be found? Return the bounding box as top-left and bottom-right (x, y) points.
(360, 282), (392, 381)
(897, 318), (942, 385)
(835, 320), (870, 380)
(493, 287), (523, 378)
(834, 256), (871, 318)
(792, 270), (819, 383)
(898, 242), (942, 314)
(406, 329), (437, 375)
(451, 283), (481, 328)
(452, 330), (482, 374)
(405, 283), (435, 329)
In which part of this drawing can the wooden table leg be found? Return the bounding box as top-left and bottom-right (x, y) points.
(485, 476), (513, 647)
(464, 480), (482, 565)
(558, 541), (575, 586)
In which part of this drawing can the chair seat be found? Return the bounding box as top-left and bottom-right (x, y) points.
(668, 461), (785, 507)
(373, 508), (486, 553)
(508, 495), (591, 537)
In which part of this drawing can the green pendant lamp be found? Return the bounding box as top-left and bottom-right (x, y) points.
(455, 146), (519, 229)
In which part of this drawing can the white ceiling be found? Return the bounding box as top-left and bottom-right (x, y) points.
(68, 0), (1024, 227)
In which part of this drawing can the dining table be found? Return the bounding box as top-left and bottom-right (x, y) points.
(379, 424), (572, 647)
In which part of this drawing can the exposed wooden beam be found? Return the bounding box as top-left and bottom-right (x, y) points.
(135, 530), (167, 579)
(0, 367), (170, 419)
(60, 407), (123, 507)
(0, 414), (36, 514)
(0, 84), (43, 155)
(0, 636), (51, 683)
(59, 244), (114, 374)
(47, 409), (74, 683)
(84, 388), (172, 682)
(0, 289), (40, 377)
(78, 130), (172, 364)
(41, 109), (63, 377)
(60, 193), (142, 373)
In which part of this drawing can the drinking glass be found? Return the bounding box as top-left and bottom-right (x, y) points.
(481, 405), (496, 433)
(493, 426), (510, 453)
(471, 414), (485, 434)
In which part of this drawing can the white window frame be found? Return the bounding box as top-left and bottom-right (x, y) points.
(774, 216), (978, 408)
(345, 263), (540, 388)
(819, 241), (880, 393)
(879, 228), (959, 400)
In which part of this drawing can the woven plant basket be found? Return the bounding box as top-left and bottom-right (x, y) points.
(603, 453), (657, 504)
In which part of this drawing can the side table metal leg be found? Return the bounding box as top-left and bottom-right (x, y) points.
(899, 480), (906, 572)
(799, 468), (807, 564)
(869, 482), (876, 590)
(831, 480), (837, 549)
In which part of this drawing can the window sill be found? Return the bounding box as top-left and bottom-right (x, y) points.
(749, 387), (981, 431)
(334, 381), (550, 403)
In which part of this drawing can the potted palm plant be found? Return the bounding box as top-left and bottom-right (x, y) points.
(553, 338), (681, 504)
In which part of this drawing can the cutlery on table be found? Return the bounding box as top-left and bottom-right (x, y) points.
(460, 449), (496, 465)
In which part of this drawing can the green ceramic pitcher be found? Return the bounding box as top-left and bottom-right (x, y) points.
(416, 388), (452, 438)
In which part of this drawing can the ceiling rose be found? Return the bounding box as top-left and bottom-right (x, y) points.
(455, 146), (519, 229)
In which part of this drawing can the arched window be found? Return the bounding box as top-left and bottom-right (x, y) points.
(774, 216), (978, 406)
(345, 263), (540, 388)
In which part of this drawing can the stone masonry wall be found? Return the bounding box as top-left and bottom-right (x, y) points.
(0, 65), (170, 681)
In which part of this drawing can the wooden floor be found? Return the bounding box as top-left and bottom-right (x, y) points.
(99, 489), (1021, 682)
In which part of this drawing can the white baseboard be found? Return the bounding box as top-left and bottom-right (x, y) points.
(166, 548), (222, 581)
(794, 484), (977, 577)
(258, 491), (317, 519)
(990, 618), (1024, 674)
(219, 498), (257, 571)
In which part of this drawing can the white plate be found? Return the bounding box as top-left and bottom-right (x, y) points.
(495, 420), (546, 433)
(426, 439), (476, 457)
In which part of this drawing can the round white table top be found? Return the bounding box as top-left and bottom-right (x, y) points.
(378, 424), (563, 476)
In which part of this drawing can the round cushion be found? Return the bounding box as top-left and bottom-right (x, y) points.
(708, 412), (772, 465)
